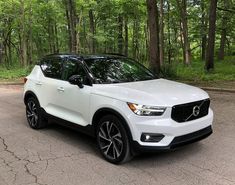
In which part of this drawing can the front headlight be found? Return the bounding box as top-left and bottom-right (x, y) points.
(127, 103), (166, 116)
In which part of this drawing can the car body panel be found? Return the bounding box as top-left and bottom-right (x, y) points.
(91, 79), (209, 107)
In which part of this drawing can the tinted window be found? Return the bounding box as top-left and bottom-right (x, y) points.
(62, 58), (89, 84)
(84, 58), (156, 84)
(41, 57), (63, 79)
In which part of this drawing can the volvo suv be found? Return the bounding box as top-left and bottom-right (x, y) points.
(24, 54), (213, 164)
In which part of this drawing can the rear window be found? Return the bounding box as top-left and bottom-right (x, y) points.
(40, 57), (63, 79)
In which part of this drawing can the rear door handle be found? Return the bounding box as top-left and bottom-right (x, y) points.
(57, 87), (65, 92)
(35, 81), (43, 86)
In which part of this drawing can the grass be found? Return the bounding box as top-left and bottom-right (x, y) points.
(163, 56), (235, 83)
(0, 66), (32, 81)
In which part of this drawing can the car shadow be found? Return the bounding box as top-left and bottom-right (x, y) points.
(40, 122), (205, 167)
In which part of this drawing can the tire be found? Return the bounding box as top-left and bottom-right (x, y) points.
(25, 97), (47, 129)
(96, 115), (132, 164)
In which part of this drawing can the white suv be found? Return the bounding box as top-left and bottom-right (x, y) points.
(24, 54), (213, 164)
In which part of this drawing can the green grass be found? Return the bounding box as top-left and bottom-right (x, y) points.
(0, 66), (31, 81)
(163, 56), (235, 82)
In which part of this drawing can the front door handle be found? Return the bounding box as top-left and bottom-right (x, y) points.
(57, 87), (65, 92)
(35, 81), (43, 86)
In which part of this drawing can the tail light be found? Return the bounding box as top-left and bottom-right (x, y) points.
(24, 77), (28, 84)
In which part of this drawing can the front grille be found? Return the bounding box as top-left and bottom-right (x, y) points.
(171, 99), (210, 123)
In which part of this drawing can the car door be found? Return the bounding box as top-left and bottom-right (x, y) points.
(53, 57), (92, 127)
(38, 56), (64, 117)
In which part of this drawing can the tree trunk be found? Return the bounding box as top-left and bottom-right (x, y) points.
(54, 22), (59, 53)
(146, 0), (160, 74)
(28, 1), (33, 64)
(167, 0), (171, 64)
(176, 0), (191, 65)
(205, 0), (218, 71)
(218, 0), (229, 60)
(64, 0), (77, 53)
(118, 14), (124, 54)
(201, 0), (207, 61)
(218, 28), (226, 60)
(159, 0), (164, 66)
(19, 0), (27, 67)
(132, 18), (139, 59)
(124, 17), (128, 57)
(89, 9), (95, 53)
(179, 22), (186, 63)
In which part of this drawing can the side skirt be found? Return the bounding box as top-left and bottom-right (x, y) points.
(40, 108), (95, 137)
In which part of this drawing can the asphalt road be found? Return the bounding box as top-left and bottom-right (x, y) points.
(0, 85), (235, 185)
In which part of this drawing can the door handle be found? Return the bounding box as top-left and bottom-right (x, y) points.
(35, 81), (43, 86)
(57, 87), (65, 92)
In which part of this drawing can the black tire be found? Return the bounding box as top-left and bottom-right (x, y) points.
(25, 97), (47, 129)
(96, 115), (132, 164)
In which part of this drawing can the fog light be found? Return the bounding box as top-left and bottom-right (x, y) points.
(141, 133), (164, 142)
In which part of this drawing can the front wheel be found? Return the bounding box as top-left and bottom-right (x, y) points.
(26, 97), (47, 129)
(96, 115), (132, 164)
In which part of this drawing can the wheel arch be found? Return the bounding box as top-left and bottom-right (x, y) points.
(24, 91), (40, 106)
(92, 108), (133, 141)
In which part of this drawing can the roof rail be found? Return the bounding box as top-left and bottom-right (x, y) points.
(104, 53), (126, 57)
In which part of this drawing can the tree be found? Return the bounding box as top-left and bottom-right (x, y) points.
(146, 0), (160, 74)
(89, 9), (95, 53)
(19, 0), (27, 67)
(218, 0), (230, 60)
(159, 0), (164, 65)
(118, 14), (124, 54)
(201, 0), (208, 61)
(64, 0), (77, 53)
(176, 0), (191, 65)
(205, 0), (218, 71)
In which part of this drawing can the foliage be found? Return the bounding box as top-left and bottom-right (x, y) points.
(0, 0), (234, 81)
(173, 56), (235, 82)
(0, 66), (31, 80)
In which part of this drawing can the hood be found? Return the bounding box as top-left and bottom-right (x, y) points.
(92, 79), (209, 107)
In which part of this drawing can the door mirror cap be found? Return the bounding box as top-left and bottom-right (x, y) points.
(68, 75), (84, 88)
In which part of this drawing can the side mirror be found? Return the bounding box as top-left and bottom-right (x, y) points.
(68, 75), (84, 88)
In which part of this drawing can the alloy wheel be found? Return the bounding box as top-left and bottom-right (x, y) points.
(98, 121), (124, 160)
(26, 100), (38, 127)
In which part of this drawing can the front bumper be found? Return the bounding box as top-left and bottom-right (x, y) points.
(132, 125), (212, 152)
(125, 106), (213, 149)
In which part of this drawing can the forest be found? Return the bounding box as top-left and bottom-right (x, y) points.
(0, 0), (234, 82)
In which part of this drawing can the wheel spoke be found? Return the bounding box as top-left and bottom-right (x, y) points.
(113, 141), (121, 158)
(107, 122), (113, 137)
(112, 132), (121, 139)
(99, 132), (110, 142)
(27, 102), (32, 112)
(113, 137), (123, 145)
(102, 143), (112, 155)
(26, 111), (33, 118)
(31, 116), (35, 126)
(100, 127), (107, 139)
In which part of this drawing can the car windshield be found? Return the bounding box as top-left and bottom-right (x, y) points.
(84, 57), (157, 84)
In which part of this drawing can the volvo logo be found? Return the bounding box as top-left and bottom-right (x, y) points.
(192, 105), (200, 117)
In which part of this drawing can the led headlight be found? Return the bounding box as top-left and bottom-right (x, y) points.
(127, 103), (166, 116)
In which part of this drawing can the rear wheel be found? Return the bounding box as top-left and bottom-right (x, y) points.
(96, 115), (131, 164)
(26, 97), (47, 129)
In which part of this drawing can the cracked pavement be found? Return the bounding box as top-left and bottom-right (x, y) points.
(0, 85), (235, 185)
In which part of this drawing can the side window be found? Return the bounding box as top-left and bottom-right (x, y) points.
(62, 58), (89, 84)
(41, 57), (63, 79)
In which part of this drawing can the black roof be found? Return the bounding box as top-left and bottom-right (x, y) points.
(44, 53), (126, 60)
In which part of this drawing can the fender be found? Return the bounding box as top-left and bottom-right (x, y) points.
(92, 107), (133, 141)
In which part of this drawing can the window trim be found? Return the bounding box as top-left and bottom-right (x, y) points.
(39, 56), (64, 80)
